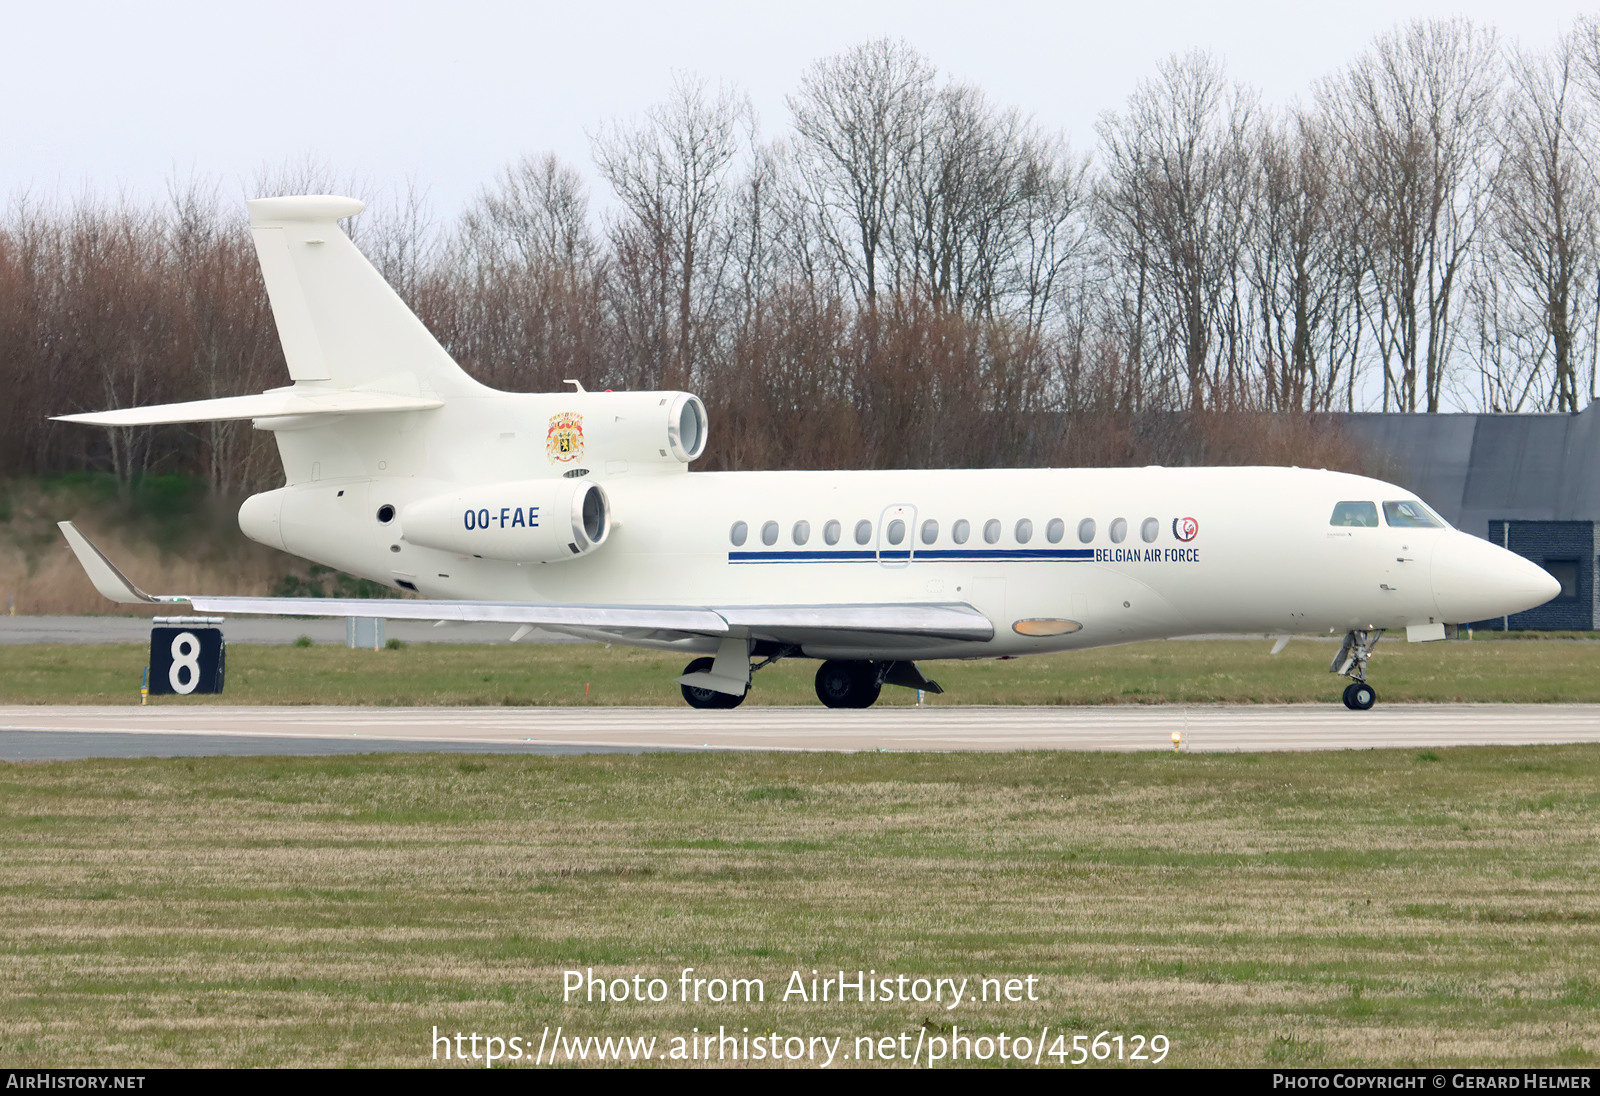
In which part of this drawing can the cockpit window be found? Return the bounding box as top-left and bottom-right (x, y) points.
(1383, 500), (1445, 528)
(1329, 501), (1379, 528)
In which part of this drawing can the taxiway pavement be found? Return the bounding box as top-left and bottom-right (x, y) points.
(2, 703), (1597, 760)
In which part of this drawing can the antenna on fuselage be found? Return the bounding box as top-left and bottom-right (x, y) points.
(564, 379), (587, 392)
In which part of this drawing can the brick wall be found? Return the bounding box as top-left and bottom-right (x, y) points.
(1477, 520), (1596, 630)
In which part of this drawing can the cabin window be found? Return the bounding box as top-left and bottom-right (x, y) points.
(761, 521), (779, 546)
(1383, 500), (1444, 528)
(1077, 518), (1096, 543)
(1016, 518), (1034, 544)
(1110, 517), (1127, 544)
(854, 519), (873, 545)
(730, 521), (748, 546)
(1141, 517), (1159, 543)
(824, 519), (841, 545)
(793, 520), (810, 546)
(886, 519), (906, 545)
(1330, 501), (1379, 527)
(983, 519), (1002, 544)
(1046, 518), (1065, 543)
(921, 519), (939, 545)
(952, 519), (970, 544)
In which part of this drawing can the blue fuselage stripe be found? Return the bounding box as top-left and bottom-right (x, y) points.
(727, 548), (1094, 564)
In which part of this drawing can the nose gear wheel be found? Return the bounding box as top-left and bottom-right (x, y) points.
(1330, 629), (1383, 711)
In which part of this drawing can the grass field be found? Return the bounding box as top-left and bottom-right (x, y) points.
(3, 746), (1599, 1067)
(2, 635), (1599, 706)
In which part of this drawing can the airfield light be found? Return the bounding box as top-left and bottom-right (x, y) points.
(1171, 730), (1183, 752)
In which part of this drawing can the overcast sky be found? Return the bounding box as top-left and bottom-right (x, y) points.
(4, 0), (1590, 220)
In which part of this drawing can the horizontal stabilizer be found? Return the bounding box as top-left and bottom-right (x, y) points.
(53, 388), (442, 427)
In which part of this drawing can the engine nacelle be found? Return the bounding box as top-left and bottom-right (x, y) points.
(402, 479), (610, 562)
(527, 390), (707, 472)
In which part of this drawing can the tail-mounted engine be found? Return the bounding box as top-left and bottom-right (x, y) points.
(531, 390), (707, 473)
(402, 479), (609, 562)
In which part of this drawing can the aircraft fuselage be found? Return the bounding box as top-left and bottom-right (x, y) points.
(241, 458), (1551, 662)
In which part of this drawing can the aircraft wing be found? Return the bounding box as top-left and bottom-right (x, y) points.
(57, 522), (993, 646)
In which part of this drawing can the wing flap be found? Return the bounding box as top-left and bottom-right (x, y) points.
(718, 603), (993, 642)
(185, 595), (731, 634)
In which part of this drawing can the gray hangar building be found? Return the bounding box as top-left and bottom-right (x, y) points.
(1342, 402), (1600, 630)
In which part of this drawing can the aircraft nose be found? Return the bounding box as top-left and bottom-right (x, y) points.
(1431, 533), (1561, 623)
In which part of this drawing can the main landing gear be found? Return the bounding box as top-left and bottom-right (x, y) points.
(813, 660), (943, 709)
(1330, 629), (1383, 711)
(677, 654), (944, 710)
(679, 656), (746, 709)
(814, 660), (881, 709)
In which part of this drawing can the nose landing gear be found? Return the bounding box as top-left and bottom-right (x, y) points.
(1331, 629), (1383, 710)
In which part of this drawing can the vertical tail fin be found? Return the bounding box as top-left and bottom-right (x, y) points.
(247, 195), (484, 397)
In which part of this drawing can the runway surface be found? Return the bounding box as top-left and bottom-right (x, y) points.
(2, 703), (1598, 760)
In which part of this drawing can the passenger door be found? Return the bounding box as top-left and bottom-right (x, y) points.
(877, 504), (916, 568)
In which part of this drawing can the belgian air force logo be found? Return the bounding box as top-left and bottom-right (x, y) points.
(546, 412), (584, 464)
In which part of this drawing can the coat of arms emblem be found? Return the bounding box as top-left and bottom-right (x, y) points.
(546, 411), (584, 463)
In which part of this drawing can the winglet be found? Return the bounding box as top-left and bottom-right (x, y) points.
(56, 521), (173, 605)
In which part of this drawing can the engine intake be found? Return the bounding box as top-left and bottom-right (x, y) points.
(666, 392), (707, 462)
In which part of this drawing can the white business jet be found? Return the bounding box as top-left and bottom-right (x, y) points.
(55, 196), (1559, 711)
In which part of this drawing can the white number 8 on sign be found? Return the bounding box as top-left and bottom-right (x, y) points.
(168, 632), (202, 694)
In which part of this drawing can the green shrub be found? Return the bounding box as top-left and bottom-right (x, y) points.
(272, 564), (400, 599)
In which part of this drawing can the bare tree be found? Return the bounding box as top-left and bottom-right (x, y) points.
(592, 74), (745, 387)
(1244, 109), (1368, 410)
(1565, 13), (1600, 405)
(789, 38), (935, 305)
(1097, 51), (1258, 410)
(443, 154), (607, 390)
(1469, 35), (1597, 411)
(464, 153), (597, 270)
(1320, 19), (1500, 412)
(1012, 138), (1093, 341)
(721, 139), (788, 340)
(898, 84), (1013, 312)
(363, 180), (439, 305)
(166, 176), (282, 493)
